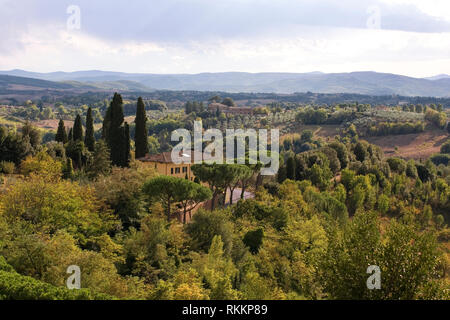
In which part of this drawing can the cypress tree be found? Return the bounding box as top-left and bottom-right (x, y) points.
(63, 158), (73, 179)
(286, 156), (295, 180)
(85, 107), (95, 151)
(73, 114), (83, 142)
(87, 140), (111, 178)
(124, 122), (131, 167)
(277, 166), (287, 183)
(102, 106), (111, 140)
(68, 128), (73, 141)
(102, 93), (129, 167)
(55, 119), (68, 143)
(134, 97), (149, 158)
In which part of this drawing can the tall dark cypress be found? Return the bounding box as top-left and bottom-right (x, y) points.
(102, 106), (112, 141)
(124, 122), (131, 167)
(73, 114), (83, 142)
(85, 107), (95, 151)
(55, 119), (68, 143)
(102, 93), (129, 167)
(134, 97), (149, 158)
(68, 128), (73, 141)
(286, 156), (295, 180)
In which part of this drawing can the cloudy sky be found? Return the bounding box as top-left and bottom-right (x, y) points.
(1, 0), (450, 77)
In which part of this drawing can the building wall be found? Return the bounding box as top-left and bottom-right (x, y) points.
(145, 161), (195, 181)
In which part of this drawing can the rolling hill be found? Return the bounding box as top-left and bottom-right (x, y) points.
(0, 74), (153, 93)
(1, 70), (450, 96)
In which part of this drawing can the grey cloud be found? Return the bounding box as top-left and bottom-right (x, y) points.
(3, 0), (450, 45)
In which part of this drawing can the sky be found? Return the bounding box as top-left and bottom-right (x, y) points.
(1, 0), (450, 77)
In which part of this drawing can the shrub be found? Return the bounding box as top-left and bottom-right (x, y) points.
(0, 161), (15, 174)
(387, 157), (407, 174)
(0, 269), (112, 300)
(430, 154), (450, 166)
(186, 210), (234, 255)
(441, 140), (450, 154)
(243, 228), (264, 254)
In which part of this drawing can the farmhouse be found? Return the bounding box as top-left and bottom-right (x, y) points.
(136, 150), (204, 181)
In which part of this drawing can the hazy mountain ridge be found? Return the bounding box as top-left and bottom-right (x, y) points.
(0, 74), (154, 93)
(1, 70), (450, 96)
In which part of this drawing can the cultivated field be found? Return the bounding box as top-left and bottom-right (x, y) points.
(366, 128), (448, 160)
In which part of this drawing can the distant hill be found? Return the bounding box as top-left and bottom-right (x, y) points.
(0, 74), (77, 90)
(1, 70), (450, 96)
(0, 74), (153, 93)
(424, 74), (450, 81)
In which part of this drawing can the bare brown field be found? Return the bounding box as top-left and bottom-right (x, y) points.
(365, 129), (449, 160)
(283, 124), (448, 160)
(32, 119), (74, 131)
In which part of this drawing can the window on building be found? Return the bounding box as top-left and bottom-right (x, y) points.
(175, 167), (180, 174)
(171, 168), (174, 174)
(182, 166), (187, 173)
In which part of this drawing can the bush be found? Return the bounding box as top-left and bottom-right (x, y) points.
(441, 140), (450, 154)
(0, 161), (15, 174)
(0, 255), (112, 300)
(186, 210), (234, 255)
(425, 109), (447, 129)
(406, 160), (418, 178)
(430, 154), (450, 166)
(366, 121), (425, 136)
(243, 228), (264, 254)
(387, 157), (407, 174)
(0, 269), (112, 300)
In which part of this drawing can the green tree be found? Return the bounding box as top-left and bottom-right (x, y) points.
(68, 128), (73, 141)
(353, 141), (367, 162)
(185, 210), (234, 255)
(190, 235), (239, 299)
(222, 97), (235, 107)
(406, 160), (418, 178)
(73, 114), (83, 142)
(243, 228), (264, 254)
(142, 176), (192, 221)
(0, 178), (119, 244)
(321, 211), (382, 299)
(441, 140), (450, 154)
(84, 107), (95, 152)
(65, 140), (86, 169)
(239, 162), (261, 200)
(225, 164), (252, 205)
(94, 165), (155, 230)
(102, 93), (129, 167)
(124, 122), (131, 167)
(191, 164), (232, 210)
(329, 142), (349, 165)
(134, 97), (149, 159)
(286, 156), (295, 180)
(174, 179), (212, 223)
(0, 127), (32, 165)
(387, 157), (407, 174)
(63, 158), (73, 179)
(87, 140), (111, 179)
(300, 130), (313, 143)
(21, 121), (41, 150)
(55, 119), (68, 144)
